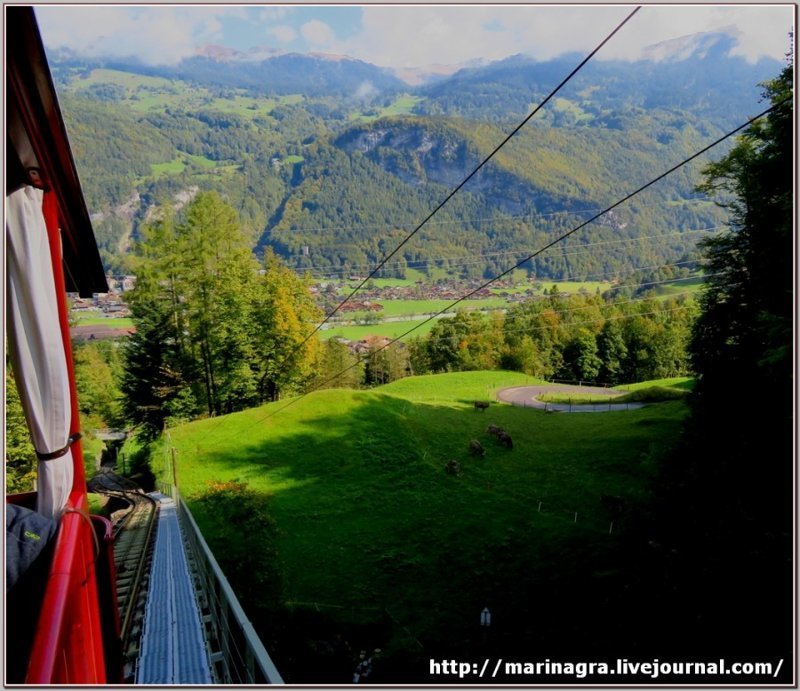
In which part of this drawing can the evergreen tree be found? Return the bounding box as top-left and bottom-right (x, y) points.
(122, 209), (200, 437)
(647, 64), (793, 668)
(596, 319), (628, 384)
(121, 193), (321, 432)
(692, 65), (792, 408)
(178, 192), (260, 414)
(311, 339), (362, 390)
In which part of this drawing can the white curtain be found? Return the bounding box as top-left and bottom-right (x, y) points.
(6, 186), (73, 518)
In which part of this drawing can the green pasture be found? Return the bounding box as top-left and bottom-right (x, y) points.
(72, 68), (176, 92)
(348, 298), (507, 319)
(69, 68), (303, 117)
(150, 158), (186, 177)
(344, 267), (445, 287)
(161, 370), (689, 678)
(488, 279), (614, 298)
(380, 95), (423, 116)
(537, 280), (613, 295)
(538, 377), (696, 404)
(73, 314), (134, 328)
(365, 277), (418, 289)
(146, 152), (223, 181)
(321, 317), (440, 342)
(552, 97), (593, 123)
(653, 277), (705, 296)
(351, 94), (423, 121)
(617, 376), (695, 392)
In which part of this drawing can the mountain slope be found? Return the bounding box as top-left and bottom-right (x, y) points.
(47, 37), (775, 278)
(262, 114), (725, 280)
(415, 34), (782, 127)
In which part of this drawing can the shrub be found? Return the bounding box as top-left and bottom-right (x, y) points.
(192, 481), (282, 610)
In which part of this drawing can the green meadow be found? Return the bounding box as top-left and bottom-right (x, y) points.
(73, 314), (134, 328)
(383, 297), (506, 315)
(149, 152), (217, 179)
(68, 68), (303, 118)
(538, 377), (696, 404)
(159, 370), (689, 680)
(351, 94), (423, 121)
(345, 297), (507, 319)
(321, 317), (441, 342)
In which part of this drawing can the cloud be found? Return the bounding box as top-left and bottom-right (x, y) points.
(34, 5), (793, 68)
(36, 6), (232, 65)
(334, 5), (791, 67)
(594, 6), (793, 63)
(268, 25), (297, 44)
(353, 81), (378, 101)
(260, 8), (292, 24)
(300, 19), (336, 48)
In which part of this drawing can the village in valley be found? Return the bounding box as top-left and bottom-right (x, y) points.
(71, 271), (561, 346)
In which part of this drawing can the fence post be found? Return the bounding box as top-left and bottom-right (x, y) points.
(574, 511), (578, 523)
(609, 521), (614, 535)
(171, 447), (178, 488)
(537, 501), (542, 512)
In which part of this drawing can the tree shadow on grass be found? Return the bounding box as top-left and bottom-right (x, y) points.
(176, 392), (698, 683)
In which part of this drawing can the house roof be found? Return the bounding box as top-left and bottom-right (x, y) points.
(6, 6), (108, 297)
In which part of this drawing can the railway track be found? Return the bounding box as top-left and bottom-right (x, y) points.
(89, 470), (158, 681)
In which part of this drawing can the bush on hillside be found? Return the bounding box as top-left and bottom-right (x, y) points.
(191, 480), (282, 610)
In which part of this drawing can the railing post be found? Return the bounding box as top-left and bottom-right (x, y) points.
(172, 484), (284, 683)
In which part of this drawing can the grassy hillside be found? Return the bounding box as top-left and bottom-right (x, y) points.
(160, 371), (689, 682)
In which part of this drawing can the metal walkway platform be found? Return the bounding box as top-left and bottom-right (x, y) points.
(135, 492), (214, 684)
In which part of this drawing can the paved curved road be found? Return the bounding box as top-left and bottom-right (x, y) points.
(497, 383), (645, 413)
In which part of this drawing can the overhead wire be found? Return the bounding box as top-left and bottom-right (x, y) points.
(320, 260), (709, 327)
(238, 7), (644, 430)
(418, 298), (704, 347)
(196, 302), (697, 450)
(208, 96), (786, 434)
(194, 40), (787, 449)
(291, 6), (642, 346)
(325, 286), (706, 347)
(271, 196), (713, 243)
(291, 226), (722, 277)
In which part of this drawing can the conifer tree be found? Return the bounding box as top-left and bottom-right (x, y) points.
(692, 65), (792, 409)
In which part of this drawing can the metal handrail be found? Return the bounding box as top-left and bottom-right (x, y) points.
(159, 483), (283, 684)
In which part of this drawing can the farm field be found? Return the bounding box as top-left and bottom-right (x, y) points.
(73, 314), (134, 328)
(160, 370), (689, 682)
(518, 279), (614, 296)
(343, 297), (507, 319)
(321, 317), (440, 342)
(65, 68), (304, 117)
(351, 94), (423, 121)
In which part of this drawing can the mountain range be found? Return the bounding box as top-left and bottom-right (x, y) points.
(48, 30), (783, 279)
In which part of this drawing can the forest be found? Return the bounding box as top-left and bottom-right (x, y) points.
(4, 30), (793, 681)
(47, 43), (778, 280)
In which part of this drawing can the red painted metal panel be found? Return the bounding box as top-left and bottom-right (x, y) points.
(7, 8), (119, 683)
(24, 194), (112, 684)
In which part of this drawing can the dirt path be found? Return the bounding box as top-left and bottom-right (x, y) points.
(496, 383), (645, 412)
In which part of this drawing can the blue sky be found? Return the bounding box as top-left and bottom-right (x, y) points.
(36, 4), (793, 69)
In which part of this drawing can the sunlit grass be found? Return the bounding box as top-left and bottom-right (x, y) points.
(164, 371), (689, 659)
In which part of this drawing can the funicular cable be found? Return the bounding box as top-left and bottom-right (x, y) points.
(199, 97), (788, 438)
